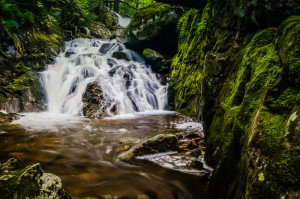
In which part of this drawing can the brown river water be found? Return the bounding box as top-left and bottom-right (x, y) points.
(0, 111), (210, 199)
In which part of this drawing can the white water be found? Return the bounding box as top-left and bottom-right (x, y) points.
(42, 38), (167, 116)
(112, 11), (131, 28)
(13, 38), (168, 130)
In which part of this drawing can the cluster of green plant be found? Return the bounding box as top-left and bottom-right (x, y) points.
(0, 0), (100, 30)
(118, 0), (155, 16)
(176, 9), (194, 38)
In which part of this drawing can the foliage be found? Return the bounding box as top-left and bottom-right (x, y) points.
(118, 0), (155, 16)
(0, 0), (100, 30)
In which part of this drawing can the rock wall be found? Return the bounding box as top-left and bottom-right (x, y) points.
(124, 3), (183, 56)
(170, 0), (300, 198)
(0, 15), (65, 113)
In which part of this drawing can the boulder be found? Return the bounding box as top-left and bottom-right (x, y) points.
(112, 52), (130, 61)
(124, 3), (183, 55)
(142, 48), (163, 73)
(117, 134), (179, 161)
(99, 43), (124, 54)
(89, 21), (113, 40)
(82, 82), (117, 119)
(111, 28), (125, 43)
(0, 159), (70, 199)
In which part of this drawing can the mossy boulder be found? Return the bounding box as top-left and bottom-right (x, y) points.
(112, 51), (130, 61)
(142, 48), (164, 73)
(117, 134), (179, 161)
(124, 3), (183, 55)
(0, 159), (70, 199)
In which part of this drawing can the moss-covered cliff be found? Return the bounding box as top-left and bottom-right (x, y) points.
(170, 0), (300, 198)
(0, 14), (65, 112)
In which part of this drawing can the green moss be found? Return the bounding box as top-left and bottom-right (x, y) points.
(169, 1), (300, 197)
(275, 15), (300, 87)
(32, 29), (60, 46)
(268, 146), (300, 187)
(125, 3), (173, 31)
(0, 167), (40, 199)
(266, 88), (300, 113)
(254, 109), (287, 156)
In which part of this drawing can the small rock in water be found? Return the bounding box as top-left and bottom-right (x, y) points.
(117, 134), (178, 161)
(65, 49), (74, 57)
(112, 51), (130, 61)
(1, 158), (18, 171)
(99, 43), (114, 54)
(187, 160), (204, 170)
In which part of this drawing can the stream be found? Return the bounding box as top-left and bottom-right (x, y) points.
(0, 38), (211, 198)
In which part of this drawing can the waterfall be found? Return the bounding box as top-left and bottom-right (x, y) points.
(112, 11), (131, 28)
(40, 38), (167, 116)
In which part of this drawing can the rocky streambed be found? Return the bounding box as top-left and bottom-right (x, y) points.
(0, 112), (212, 198)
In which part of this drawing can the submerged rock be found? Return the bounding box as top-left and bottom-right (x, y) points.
(0, 158), (70, 199)
(117, 134), (179, 161)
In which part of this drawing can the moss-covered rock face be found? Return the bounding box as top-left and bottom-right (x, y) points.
(170, 0), (300, 197)
(0, 15), (64, 113)
(124, 3), (183, 56)
(0, 159), (70, 199)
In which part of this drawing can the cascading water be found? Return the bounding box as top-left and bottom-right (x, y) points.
(6, 39), (211, 199)
(41, 38), (167, 116)
(112, 11), (131, 28)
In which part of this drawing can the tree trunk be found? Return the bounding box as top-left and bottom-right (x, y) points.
(136, 0), (139, 9)
(114, 0), (119, 12)
(99, 0), (103, 10)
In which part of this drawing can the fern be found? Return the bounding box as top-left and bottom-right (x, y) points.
(177, 9), (195, 39)
(196, 20), (207, 36)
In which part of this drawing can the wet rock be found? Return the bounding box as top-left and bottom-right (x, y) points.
(0, 158), (18, 171)
(112, 52), (130, 61)
(117, 134), (179, 161)
(89, 21), (112, 39)
(65, 49), (74, 57)
(0, 159), (70, 199)
(108, 66), (121, 76)
(143, 48), (163, 73)
(100, 43), (114, 54)
(124, 3), (183, 55)
(0, 112), (19, 124)
(187, 160), (204, 170)
(0, 15), (63, 114)
(156, 74), (169, 85)
(189, 148), (204, 157)
(82, 82), (116, 119)
(0, 88), (40, 113)
(99, 43), (124, 55)
(111, 29), (125, 43)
